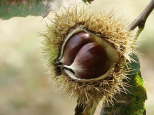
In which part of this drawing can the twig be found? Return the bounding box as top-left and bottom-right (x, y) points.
(128, 0), (154, 37)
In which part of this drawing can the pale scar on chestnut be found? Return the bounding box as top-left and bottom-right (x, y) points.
(56, 27), (120, 81)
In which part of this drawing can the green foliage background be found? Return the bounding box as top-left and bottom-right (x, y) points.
(0, 0), (47, 19)
(0, 0), (43, 5)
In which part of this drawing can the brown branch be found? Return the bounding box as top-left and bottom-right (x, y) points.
(128, 0), (154, 37)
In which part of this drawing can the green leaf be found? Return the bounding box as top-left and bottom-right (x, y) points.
(127, 53), (140, 75)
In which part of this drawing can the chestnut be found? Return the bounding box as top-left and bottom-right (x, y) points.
(70, 42), (110, 79)
(57, 30), (119, 80)
(62, 32), (92, 65)
(44, 7), (135, 109)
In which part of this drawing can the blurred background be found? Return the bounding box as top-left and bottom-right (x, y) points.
(0, 0), (154, 115)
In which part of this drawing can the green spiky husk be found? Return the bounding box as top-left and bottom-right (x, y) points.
(43, 6), (136, 104)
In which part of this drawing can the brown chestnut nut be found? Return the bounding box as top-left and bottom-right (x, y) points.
(70, 42), (110, 79)
(60, 32), (92, 66)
